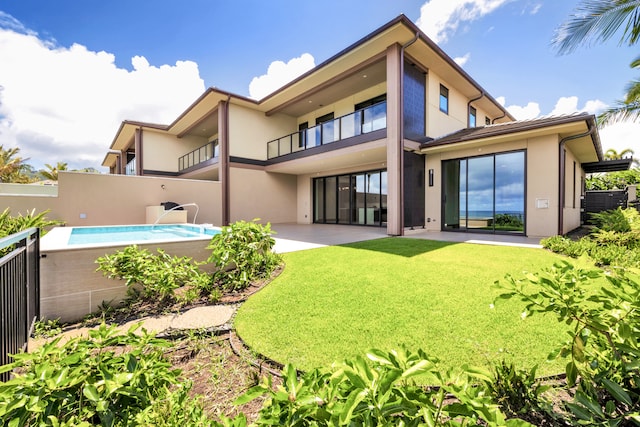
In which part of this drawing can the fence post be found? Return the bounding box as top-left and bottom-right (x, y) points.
(0, 228), (40, 381)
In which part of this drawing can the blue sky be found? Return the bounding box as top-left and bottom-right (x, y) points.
(0, 0), (638, 170)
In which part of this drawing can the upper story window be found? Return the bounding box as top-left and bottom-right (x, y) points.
(469, 106), (477, 127)
(439, 84), (449, 114)
(485, 116), (491, 125)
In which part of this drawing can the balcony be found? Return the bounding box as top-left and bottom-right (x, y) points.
(267, 101), (386, 160)
(125, 158), (136, 175)
(178, 140), (219, 172)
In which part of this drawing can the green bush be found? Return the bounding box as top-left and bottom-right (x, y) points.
(238, 347), (534, 426)
(0, 208), (63, 239)
(486, 361), (550, 419)
(96, 245), (214, 304)
(0, 324), (188, 426)
(207, 220), (282, 292)
(495, 261), (640, 425)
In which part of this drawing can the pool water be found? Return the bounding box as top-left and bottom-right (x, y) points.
(68, 224), (219, 245)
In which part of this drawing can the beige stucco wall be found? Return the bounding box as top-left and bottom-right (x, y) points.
(40, 239), (214, 322)
(228, 166), (297, 224)
(562, 145), (584, 234)
(0, 171), (222, 227)
(424, 134), (565, 238)
(228, 104), (296, 161)
(142, 129), (208, 173)
(426, 72), (468, 138)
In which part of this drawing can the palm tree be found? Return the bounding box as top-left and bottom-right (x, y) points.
(0, 145), (33, 183)
(40, 162), (68, 181)
(604, 147), (639, 166)
(554, 1), (640, 124)
(553, 0), (640, 54)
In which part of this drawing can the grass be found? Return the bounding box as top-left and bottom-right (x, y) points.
(235, 237), (578, 376)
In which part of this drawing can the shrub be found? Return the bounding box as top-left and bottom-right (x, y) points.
(589, 207), (634, 232)
(0, 324), (184, 426)
(207, 220), (281, 292)
(238, 347), (535, 426)
(0, 208), (63, 239)
(495, 261), (640, 425)
(96, 245), (214, 304)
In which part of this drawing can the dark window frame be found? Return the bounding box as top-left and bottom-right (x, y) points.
(469, 106), (477, 127)
(439, 84), (449, 114)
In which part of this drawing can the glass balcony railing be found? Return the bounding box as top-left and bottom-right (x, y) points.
(178, 140), (219, 172)
(267, 101), (386, 160)
(125, 158), (136, 175)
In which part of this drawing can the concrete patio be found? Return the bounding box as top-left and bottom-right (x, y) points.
(271, 223), (543, 253)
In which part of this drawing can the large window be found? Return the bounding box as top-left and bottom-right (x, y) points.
(442, 151), (525, 234)
(314, 170), (387, 226)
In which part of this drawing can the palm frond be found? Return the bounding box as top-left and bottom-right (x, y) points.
(597, 99), (640, 126)
(554, 0), (640, 54)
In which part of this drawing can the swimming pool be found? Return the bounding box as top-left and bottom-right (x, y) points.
(40, 224), (220, 322)
(68, 224), (220, 245)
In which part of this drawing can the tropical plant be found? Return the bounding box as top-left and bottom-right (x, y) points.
(0, 323), (188, 426)
(0, 145), (34, 183)
(0, 208), (63, 239)
(39, 161), (68, 181)
(238, 347), (534, 426)
(495, 261), (640, 425)
(586, 168), (640, 189)
(96, 245), (215, 304)
(207, 220), (281, 292)
(554, 0), (640, 126)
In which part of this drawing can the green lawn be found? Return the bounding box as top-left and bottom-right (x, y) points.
(235, 237), (574, 375)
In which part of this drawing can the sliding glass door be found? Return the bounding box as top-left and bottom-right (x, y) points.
(314, 169), (387, 226)
(442, 151), (525, 234)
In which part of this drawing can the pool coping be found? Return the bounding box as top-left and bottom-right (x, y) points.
(41, 224), (220, 252)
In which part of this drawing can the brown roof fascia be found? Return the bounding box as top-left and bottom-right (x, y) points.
(421, 113), (598, 149)
(257, 14), (513, 121)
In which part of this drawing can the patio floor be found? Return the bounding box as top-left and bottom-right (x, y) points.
(270, 223), (543, 253)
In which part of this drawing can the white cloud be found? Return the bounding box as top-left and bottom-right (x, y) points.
(498, 95), (608, 121)
(499, 97), (541, 120)
(599, 121), (640, 155)
(248, 53), (315, 100)
(416, 0), (511, 43)
(454, 52), (471, 66)
(0, 17), (205, 171)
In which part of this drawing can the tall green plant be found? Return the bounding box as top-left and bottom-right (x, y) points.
(207, 220), (281, 292)
(0, 208), (63, 239)
(495, 261), (640, 425)
(238, 347), (534, 426)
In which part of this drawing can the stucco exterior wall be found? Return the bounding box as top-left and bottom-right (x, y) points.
(426, 72), (468, 138)
(0, 172), (222, 227)
(228, 104), (296, 161)
(228, 166), (297, 224)
(142, 130), (207, 173)
(562, 146), (584, 234)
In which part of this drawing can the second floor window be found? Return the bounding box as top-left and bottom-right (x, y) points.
(469, 106), (477, 127)
(485, 116), (491, 125)
(439, 84), (449, 114)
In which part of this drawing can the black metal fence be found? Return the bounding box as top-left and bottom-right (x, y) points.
(0, 228), (40, 381)
(583, 190), (629, 224)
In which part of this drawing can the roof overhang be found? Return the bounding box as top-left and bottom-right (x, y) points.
(419, 114), (602, 164)
(583, 158), (633, 173)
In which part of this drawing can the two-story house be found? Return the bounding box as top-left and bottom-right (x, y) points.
(102, 15), (621, 238)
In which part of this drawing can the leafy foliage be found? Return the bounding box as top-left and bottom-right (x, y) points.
(542, 210), (640, 267)
(0, 208), (63, 239)
(495, 261), (640, 425)
(207, 220), (281, 292)
(238, 347), (534, 426)
(586, 169), (640, 190)
(0, 324), (186, 426)
(96, 245), (215, 304)
(0, 145), (34, 183)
